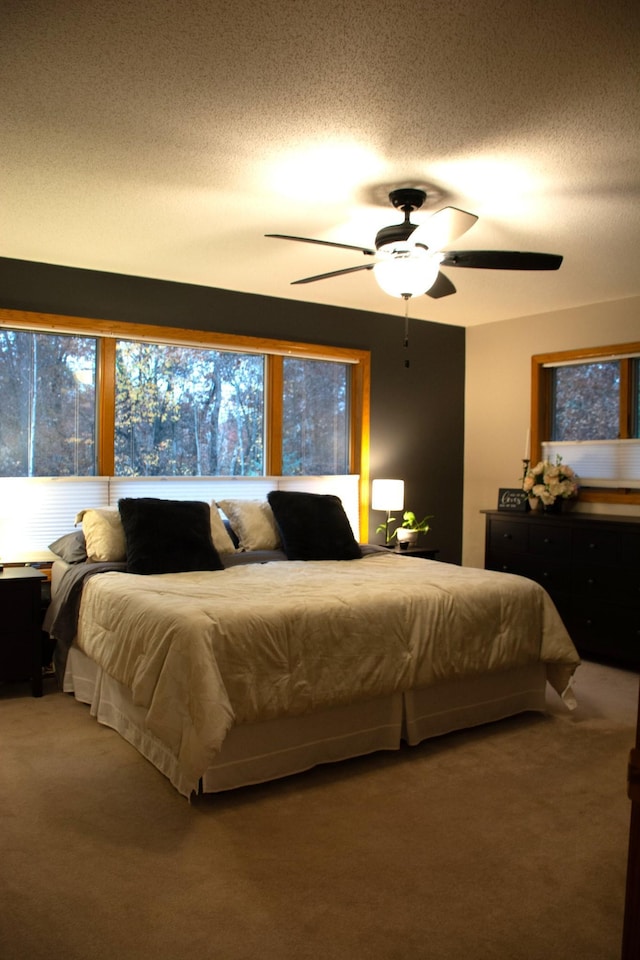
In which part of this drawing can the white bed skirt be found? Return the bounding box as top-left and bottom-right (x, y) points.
(63, 647), (546, 795)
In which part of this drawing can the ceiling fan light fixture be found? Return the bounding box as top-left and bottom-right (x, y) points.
(373, 247), (441, 299)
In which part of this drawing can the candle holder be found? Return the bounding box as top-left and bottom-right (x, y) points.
(521, 459), (530, 490)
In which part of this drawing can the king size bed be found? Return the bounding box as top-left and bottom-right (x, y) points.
(44, 490), (580, 799)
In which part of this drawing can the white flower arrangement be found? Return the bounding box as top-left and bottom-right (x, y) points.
(523, 455), (579, 506)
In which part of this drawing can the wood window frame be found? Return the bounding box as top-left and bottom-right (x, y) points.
(0, 308), (372, 536)
(531, 341), (640, 505)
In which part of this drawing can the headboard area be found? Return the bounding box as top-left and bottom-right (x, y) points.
(0, 475), (361, 562)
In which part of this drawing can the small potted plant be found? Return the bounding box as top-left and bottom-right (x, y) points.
(393, 510), (434, 548)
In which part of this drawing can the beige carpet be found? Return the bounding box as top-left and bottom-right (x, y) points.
(1, 660), (637, 960)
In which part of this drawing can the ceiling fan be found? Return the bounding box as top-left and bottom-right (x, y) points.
(266, 187), (563, 300)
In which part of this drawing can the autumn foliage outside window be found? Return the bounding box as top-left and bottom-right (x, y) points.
(0, 326), (357, 480)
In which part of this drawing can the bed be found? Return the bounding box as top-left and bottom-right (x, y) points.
(44, 491), (580, 798)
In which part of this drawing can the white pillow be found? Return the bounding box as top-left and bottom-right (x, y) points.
(209, 503), (237, 555)
(217, 499), (281, 551)
(75, 507), (127, 562)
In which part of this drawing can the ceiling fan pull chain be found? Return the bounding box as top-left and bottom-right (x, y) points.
(403, 294), (410, 368)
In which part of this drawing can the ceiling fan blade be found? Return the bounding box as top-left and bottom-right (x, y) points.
(425, 271), (457, 299)
(440, 251), (563, 270)
(291, 264), (375, 285)
(266, 234), (375, 256)
(410, 207), (479, 251)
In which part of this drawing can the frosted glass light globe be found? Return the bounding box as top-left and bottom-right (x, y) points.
(373, 245), (440, 298)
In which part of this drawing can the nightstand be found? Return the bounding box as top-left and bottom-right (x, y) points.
(385, 545), (440, 560)
(0, 567), (47, 697)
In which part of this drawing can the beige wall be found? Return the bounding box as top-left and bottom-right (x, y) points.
(463, 295), (640, 568)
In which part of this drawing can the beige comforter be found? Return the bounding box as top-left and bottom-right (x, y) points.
(76, 553), (580, 795)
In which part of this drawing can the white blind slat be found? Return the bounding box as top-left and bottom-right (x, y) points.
(110, 476), (276, 504)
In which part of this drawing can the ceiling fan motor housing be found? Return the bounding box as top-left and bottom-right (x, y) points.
(375, 222), (417, 250)
(375, 188), (427, 251)
(388, 188), (426, 212)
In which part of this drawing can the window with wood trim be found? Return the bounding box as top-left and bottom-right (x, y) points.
(0, 327), (97, 477)
(0, 309), (369, 490)
(113, 340), (267, 477)
(531, 342), (640, 505)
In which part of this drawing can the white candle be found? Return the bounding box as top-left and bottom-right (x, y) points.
(524, 428), (531, 460)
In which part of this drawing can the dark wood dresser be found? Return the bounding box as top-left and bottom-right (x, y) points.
(483, 509), (640, 668)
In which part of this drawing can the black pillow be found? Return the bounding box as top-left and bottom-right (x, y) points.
(118, 498), (224, 575)
(48, 530), (87, 564)
(267, 491), (361, 561)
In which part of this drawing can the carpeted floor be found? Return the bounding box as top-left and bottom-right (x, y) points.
(1, 659), (637, 960)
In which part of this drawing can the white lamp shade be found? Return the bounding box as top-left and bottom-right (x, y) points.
(373, 247), (440, 299)
(371, 478), (405, 511)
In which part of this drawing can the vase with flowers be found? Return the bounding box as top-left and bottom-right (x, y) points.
(523, 455), (579, 511)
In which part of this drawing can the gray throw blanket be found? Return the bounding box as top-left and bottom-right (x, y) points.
(44, 562), (127, 683)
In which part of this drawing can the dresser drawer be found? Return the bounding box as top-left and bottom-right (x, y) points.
(572, 563), (638, 599)
(572, 527), (640, 565)
(529, 522), (571, 557)
(566, 599), (640, 665)
(520, 557), (571, 596)
(488, 519), (528, 555)
(485, 555), (529, 576)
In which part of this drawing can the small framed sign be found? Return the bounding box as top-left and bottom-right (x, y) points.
(497, 488), (530, 512)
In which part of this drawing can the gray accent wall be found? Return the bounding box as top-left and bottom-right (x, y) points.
(0, 257), (465, 562)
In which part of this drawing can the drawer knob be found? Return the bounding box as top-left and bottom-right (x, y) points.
(502, 533), (512, 540)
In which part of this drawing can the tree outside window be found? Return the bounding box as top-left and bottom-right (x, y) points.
(0, 326), (358, 480)
(551, 361), (621, 440)
(282, 357), (349, 475)
(0, 329), (96, 477)
(115, 341), (264, 476)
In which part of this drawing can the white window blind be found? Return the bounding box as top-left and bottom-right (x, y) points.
(0, 477), (109, 561)
(0, 475), (360, 562)
(542, 351), (640, 368)
(541, 440), (640, 488)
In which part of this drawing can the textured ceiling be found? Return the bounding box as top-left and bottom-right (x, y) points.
(1, 0), (639, 327)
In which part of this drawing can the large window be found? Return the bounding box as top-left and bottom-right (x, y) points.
(115, 341), (265, 476)
(0, 311), (369, 492)
(531, 343), (640, 503)
(0, 329), (97, 477)
(551, 361), (623, 441)
(281, 357), (349, 475)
